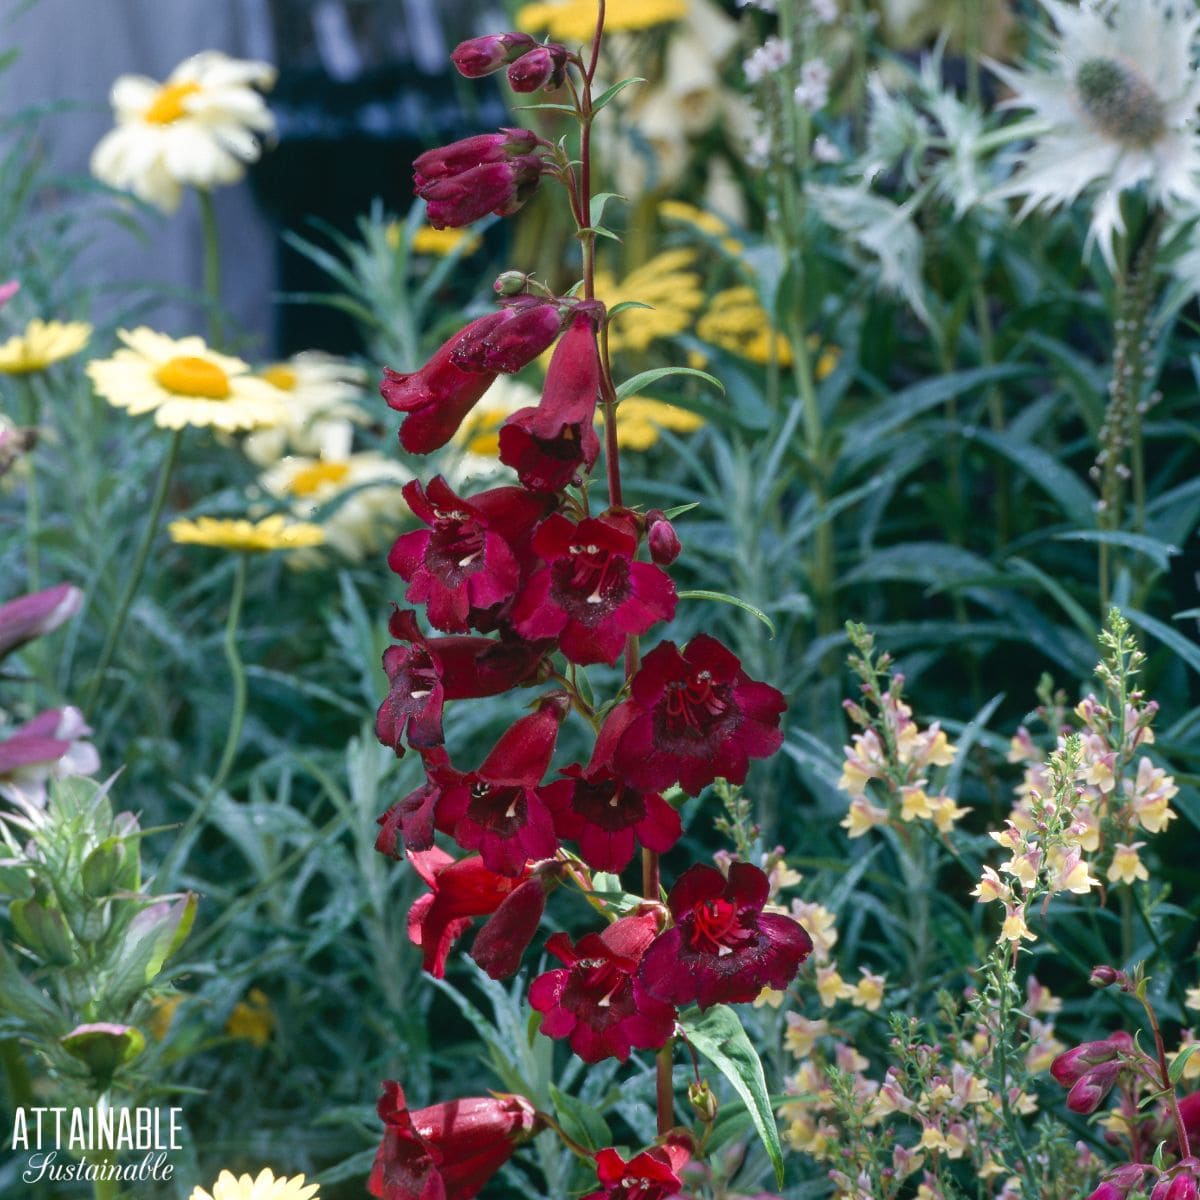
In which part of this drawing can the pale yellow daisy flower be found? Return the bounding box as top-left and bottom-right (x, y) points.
(189, 1167), (318, 1200)
(0, 319), (92, 373)
(168, 515), (325, 553)
(92, 52), (276, 213)
(88, 328), (284, 432)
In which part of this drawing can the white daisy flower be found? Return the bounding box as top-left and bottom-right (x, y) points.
(258, 452), (412, 562)
(91, 51), (277, 213)
(242, 352), (370, 466)
(990, 0), (1200, 267)
(87, 328), (285, 432)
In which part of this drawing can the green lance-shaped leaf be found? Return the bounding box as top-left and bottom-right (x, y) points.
(548, 1083), (612, 1152)
(104, 893), (197, 1012)
(1169, 1042), (1200, 1086)
(677, 591), (775, 638)
(615, 367), (724, 400)
(10, 897), (77, 966)
(678, 1004), (785, 1186)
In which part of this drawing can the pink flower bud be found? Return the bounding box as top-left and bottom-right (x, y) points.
(1167, 1174), (1200, 1200)
(412, 129), (538, 187)
(451, 32), (538, 78)
(1051, 1034), (1131, 1086)
(507, 45), (569, 93)
(1087, 1184), (1126, 1200)
(0, 583), (83, 660)
(1091, 965), (1122, 987)
(450, 299), (565, 373)
(1066, 1060), (1123, 1114)
(419, 156), (544, 229)
(646, 510), (682, 565)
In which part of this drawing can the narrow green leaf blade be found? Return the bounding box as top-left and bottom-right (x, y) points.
(1169, 1042), (1200, 1086)
(679, 1005), (785, 1186)
(616, 367), (724, 400)
(678, 590), (775, 638)
(592, 77), (646, 112)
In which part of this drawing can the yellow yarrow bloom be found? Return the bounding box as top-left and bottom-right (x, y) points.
(88, 328), (285, 432)
(594, 249), (704, 354)
(658, 199), (743, 254)
(409, 224), (481, 256)
(697, 287), (792, 366)
(0, 319), (92, 373)
(189, 1168), (318, 1200)
(169, 515), (325, 553)
(146, 993), (185, 1041)
(604, 396), (705, 451)
(517, 0), (685, 40)
(225, 987), (276, 1047)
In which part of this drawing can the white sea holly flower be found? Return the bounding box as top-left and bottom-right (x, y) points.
(989, 0), (1200, 268)
(744, 36), (790, 85)
(794, 59), (832, 112)
(92, 51), (277, 213)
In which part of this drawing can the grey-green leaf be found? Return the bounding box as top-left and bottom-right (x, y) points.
(615, 367), (724, 400)
(679, 1004), (785, 1186)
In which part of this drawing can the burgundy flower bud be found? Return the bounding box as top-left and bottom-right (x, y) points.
(369, 1080), (540, 1200)
(412, 128), (538, 187)
(646, 509), (682, 566)
(1066, 1060), (1123, 1114)
(451, 32), (539, 78)
(1051, 1033), (1134, 1086)
(1087, 1184), (1126, 1200)
(507, 45), (569, 93)
(1091, 965), (1122, 987)
(450, 299), (564, 373)
(0, 583), (83, 661)
(470, 874), (552, 979)
(1167, 1173), (1200, 1200)
(419, 155), (545, 229)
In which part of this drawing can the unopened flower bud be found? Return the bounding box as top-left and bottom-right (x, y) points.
(1167, 1174), (1200, 1200)
(688, 1080), (719, 1123)
(1066, 1060), (1123, 1114)
(1090, 965), (1122, 988)
(507, 45), (569, 93)
(494, 271), (531, 297)
(1051, 1033), (1132, 1086)
(451, 32), (538, 78)
(646, 509), (681, 565)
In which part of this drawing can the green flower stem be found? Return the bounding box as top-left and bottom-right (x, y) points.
(157, 552), (247, 886)
(18, 376), (41, 592)
(197, 188), (222, 345)
(84, 427), (182, 712)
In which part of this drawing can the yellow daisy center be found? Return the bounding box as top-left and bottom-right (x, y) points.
(143, 81), (203, 125)
(260, 364), (297, 391)
(155, 356), (231, 399)
(289, 461), (350, 496)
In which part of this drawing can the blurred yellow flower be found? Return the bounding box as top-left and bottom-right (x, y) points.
(88, 328), (284, 432)
(753, 987), (785, 1009)
(784, 1014), (828, 1059)
(850, 968), (886, 1012)
(92, 52), (276, 213)
(169, 515), (325, 553)
(1186, 986), (1200, 1011)
(410, 225), (481, 256)
(517, 0), (685, 40)
(189, 1167), (317, 1200)
(0, 319), (92, 373)
(594, 249), (704, 354)
(1107, 842), (1148, 885)
(603, 396), (704, 451)
(658, 199), (742, 254)
(697, 288), (841, 376)
(225, 988), (276, 1047)
(146, 993), (185, 1041)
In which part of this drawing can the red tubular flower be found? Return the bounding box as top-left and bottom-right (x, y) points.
(1067, 1060), (1125, 1114)
(582, 1139), (691, 1200)
(639, 862), (813, 1010)
(375, 608), (547, 757)
(450, 298), (564, 373)
(388, 477), (552, 632)
(419, 156), (545, 229)
(368, 1080), (539, 1200)
(498, 312), (602, 493)
(413, 128), (538, 188)
(451, 33), (539, 78)
(529, 912), (675, 1063)
(510, 511), (677, 665)
(1181, 1091), (1200, 1151)
(605, 634), (786, 797)
(507, 45), (569, 93)
(429, 692), (570, 875)
(1050, 1032), (1134, 1086)
(402, 847), (547, 979)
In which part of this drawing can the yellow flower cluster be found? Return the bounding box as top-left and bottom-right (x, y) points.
(605, 396), (704, 450)
(658, 199), (743, 255)
(837, 683), (966, 840)
(0, 319), (92, 374)
(408, 224), (481, 257)
(594, 249), (704, 354)
(169, 515), (325, 553)
(517, 0), (685, 40)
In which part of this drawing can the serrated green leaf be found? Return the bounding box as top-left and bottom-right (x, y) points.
(1170, 1042), (1200, 1085)
(678, 591), (775, 638)
(679, 1005), (784, 1186)
(616, 366), (723, 400)
(592, 77), (646, 112)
